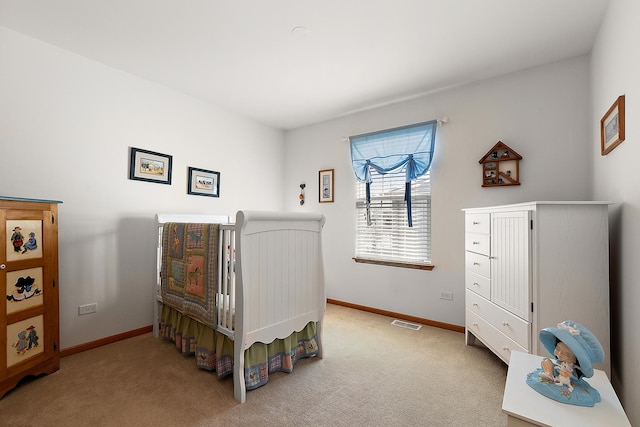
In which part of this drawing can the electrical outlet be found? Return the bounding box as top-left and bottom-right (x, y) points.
(440, 291), (453, 300)
(78, 303), (97, 315)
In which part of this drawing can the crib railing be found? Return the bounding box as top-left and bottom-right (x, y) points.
(217, 224), (236, 337)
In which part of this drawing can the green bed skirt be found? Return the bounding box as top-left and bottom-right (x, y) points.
(159, 305), (319, 390)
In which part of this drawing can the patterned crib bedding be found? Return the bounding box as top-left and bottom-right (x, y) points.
(159, 305), (320, 390)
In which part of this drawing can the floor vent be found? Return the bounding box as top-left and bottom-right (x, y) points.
(391, 319), (422, 331)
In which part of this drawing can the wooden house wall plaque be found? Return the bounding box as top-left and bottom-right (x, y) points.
(479, 141), (522, 187)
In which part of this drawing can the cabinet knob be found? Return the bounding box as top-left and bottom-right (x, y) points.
(0, 264), (5, 270)
(472, 322), (479, 327)
(473, 282), (479, 286)
(472, 221), (479, 225)
(502, 321), (509, 327)
(472, 241), (480, 245)
(473, 262), (480, 266)
(472, 303), (479, 307)
(502, 346), (510, 352)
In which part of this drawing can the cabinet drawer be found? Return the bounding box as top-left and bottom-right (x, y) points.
(466, 308), (528, 364)
(465, 213), (490, 234)
(465, 251), (490, 278)
(465, 289), (530, 350)
(465, 232), (489, 256)
(465, 270), (490, 300)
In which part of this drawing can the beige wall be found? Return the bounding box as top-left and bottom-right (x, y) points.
(591, 0), (640, 422)
(0, 27), (286, 349)
(285, 56), (592, 326)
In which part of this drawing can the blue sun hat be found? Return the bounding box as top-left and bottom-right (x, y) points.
(539, 320), (604, 379)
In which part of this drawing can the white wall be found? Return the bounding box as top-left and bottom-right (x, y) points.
(0, 27), (285, 348)
(285, 56), (592, 326)
(591, 0), (640, 422)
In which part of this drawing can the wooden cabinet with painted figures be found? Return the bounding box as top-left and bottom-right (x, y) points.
(1, 196), (61, 398)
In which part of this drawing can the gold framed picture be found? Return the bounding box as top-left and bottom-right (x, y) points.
(319, 169), (334, 203)
(600, 95), (625, 156)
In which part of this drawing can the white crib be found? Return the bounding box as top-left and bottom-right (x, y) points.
(154, 210), (326, 402)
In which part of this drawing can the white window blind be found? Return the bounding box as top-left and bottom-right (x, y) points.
(355, 167), (431, 264)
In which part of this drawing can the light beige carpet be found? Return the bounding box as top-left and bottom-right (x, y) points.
(0, 304), (508, 426)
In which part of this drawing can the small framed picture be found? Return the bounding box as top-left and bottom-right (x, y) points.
(188, 167), (220, 197)
(129, 147), (172, 184)
(600, 95), (625, 156)
(319, 169), (334, 203)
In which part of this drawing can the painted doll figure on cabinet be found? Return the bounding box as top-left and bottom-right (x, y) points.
(10, 226), (24, 253)
(526, 321), (605, 407)
(11, 325), (39, 355)
(22, 231), (38, 253)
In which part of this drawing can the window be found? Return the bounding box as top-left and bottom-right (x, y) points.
(349, 120), (436, 269)
(355, 168), (431, 267)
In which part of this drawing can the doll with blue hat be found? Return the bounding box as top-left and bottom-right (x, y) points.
(526, 320), (605, 407)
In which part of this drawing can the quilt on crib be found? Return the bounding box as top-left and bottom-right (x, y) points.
(160, 305), (320, 390)
(161, 222), (218, 328)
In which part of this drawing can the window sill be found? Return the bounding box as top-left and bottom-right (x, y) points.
(352, 257), (434, 271)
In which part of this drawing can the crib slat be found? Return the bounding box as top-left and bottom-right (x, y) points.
(217, 225), (235, 336)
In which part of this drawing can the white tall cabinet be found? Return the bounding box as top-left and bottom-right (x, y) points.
(463, 202), (611, 376)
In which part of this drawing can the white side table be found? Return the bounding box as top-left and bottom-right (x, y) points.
(502, 351), (630, 426)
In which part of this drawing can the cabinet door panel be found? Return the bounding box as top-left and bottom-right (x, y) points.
(6, 314), (44, 368)
(6, 267), (44, 315)
(491, 211), (531, 321)
(5, 219), (43, 262)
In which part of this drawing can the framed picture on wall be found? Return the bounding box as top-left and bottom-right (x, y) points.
(600, 95), (625, 156)
(129, 147), (173, 184)
(319, 169), (334, 203)
(188, 167), (220, 197)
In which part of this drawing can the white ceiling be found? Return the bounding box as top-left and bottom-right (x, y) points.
(0, 0), (610, 130)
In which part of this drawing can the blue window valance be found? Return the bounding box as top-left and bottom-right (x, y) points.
(349, 120), (437, 226)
